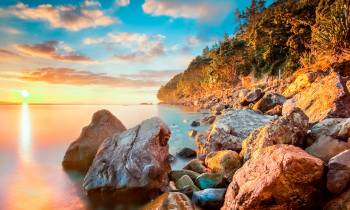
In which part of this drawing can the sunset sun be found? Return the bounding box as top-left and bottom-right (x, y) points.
(21, 90), (30, 98)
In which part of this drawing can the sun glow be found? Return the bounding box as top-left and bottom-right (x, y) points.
(21, 90), (30, 98)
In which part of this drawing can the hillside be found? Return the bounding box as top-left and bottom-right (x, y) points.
(157, 0), (350, 109)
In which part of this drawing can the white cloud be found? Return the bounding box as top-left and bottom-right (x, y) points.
(0, 27), (22, 35)
(116, 0), (130, 7)
(142, 0), (234, 23)
(82, 0), (101, 8)
(0, 3), (116, 31)
(186, 36), (200, 46)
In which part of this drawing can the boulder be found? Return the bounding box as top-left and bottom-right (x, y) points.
(305, 135), (350, 162)
(191, 121), (200, 127)
(170, 170), (200, 182)
(195, 173), (224, 190)
(324, 188), (350, 210)
(142, 192), (195, 210)
(183, 159), (207, 174)
(327, 149), (350, 194)
(83, 117), (171, 201)
(222, 145), (324, 210)
(62, 109), (126, 171)
(204, 150), (241, 182)
(192, 188), (226, 209)
(265, 104), (283, 116)
(241, 108), (309, 162)
(188, 130), (198, 138)
(240, 88), (264, 106)
(196, 109), (276, 158)
(310, 118), (350, 140)
(177, 148), (197, 158)
(175, 175), (200, 193)
(282, 71), (350, 123)
(201, 115), (216, 125)
(253, 92), (286, 113)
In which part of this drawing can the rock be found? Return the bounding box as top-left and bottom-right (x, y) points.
(265, 104), (283, 116)
(305, 135), (350, 162)
(253, 92), (286, 113)
(188, 129), (198, 138)
(175, 175), (200, 193)
(168, 154), (176, 163)
(212, 104), (225, 115)
(196, 109), (276, 158)
(327, 149), (350, 194)
(240, 88), (264, 106)
(201, 115), (216, 125)
(83, 117), (171, 201)
(183, 159), (207, 174)
(170, 170), (200, 182)
(142, 192), (195, 210)
(192, 188), (226, 209)
(241, 108), (309, 162)
(222, 145), (324, 210)
(324, 188), (350, 210)
(195, 173), (224, 190)
(204, 150), (241, 182)
(176, 148), (197, 158)
(283, 71), (320, 98)
(191, 121), (200, 127)
(238, 89), (249, 103)
(62, 109), (126, 172)
(282, 71), (350, 123)
(310, 118), (350, 140)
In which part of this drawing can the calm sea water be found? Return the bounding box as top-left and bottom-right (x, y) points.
(0, 104), (208, 210)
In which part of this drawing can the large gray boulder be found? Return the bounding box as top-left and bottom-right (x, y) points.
(196, 109), (275, 158)
(327, 149), (350, 194)
(62, 109), (126, 171)
(83, 117), (171, 201)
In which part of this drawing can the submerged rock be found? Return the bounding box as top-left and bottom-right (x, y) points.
(241, 108), (309, 162)
(192, 188), (226, 209)
(175, 175), (200, 193)
(183, 159), (207, 174)
(176, 148), (197, 158)
(191, 121), (200, 127)
(62, 109), (126, 172)
(222, 145), (324, 210)
(83, 117), (171, 201)
(170, 170), (200, 182)
(142, 192), (195, 210)
(327, 149), (350, 194)
(196, 109), (275, 158)
(204, 150), (241, 182)
(195, 173), (224, 190)
(188, 129), (198, 138)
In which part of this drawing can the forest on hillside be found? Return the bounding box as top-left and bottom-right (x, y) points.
(157, 0), (350, 103)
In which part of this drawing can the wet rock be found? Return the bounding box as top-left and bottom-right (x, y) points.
(201, 115), (216, 125)
(324, 188), (350, 210)
(327, 149), (350, 194)
(142, 192), (195, 210)
(170, 170), (200, 182)
(168, 154), (176, 163)
(188, 129), (198, 138)
(222, 145), (324, 210)
(240, 88), (264, 106)
(175, 175), (200, 193)
(282, 71), (350, 123)
(183, 159), (207, 174)
(305, 135), (350, 162)
(191, 121), (200, 127)
(195, 173), (224, 190)
(196, 109), (275, 158)
(241, 108), (309, 162)
(205, 150), (241, 182)
(176, 148), (196, 158)
(83, 117), (171, 201)
(192, 188), (226, 209)
(62, 109), (126, 172)
(253, 92), (286, 113)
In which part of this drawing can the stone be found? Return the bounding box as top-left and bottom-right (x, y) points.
(196, 109), (276, 158)
(188, 129), (198, 138)
(240, 88), (264, 106)
(170, 170), (200, 182)
(62, 109), (126, 172)
(204, 150), (241, 182)
(310, 118), (350, 140)
(191, 121), (200, 127)
(282, 71), (350, 123)
(305, 135), (350, 162)
(265, 104), (283, 116)
(183, 159), (207, 174)
(222, 145), (324, 210)
(253, 92), (286, 113)
(192, 188), (226, 209)
(195, 173), (224, 190)
(324, 188), (350, 210)
(327, 149), (350, 194)
(142, 192), (195, 210)
(201, 115), (216, 125)
(176, 148), (196, 158)
(83, 117), (171, 201)
(175, 175), (200, 193)
(241, 108), (309, 162)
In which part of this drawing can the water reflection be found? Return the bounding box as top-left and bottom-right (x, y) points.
(19, 103), (31, 163)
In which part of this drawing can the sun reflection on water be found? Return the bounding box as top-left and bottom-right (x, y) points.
(19, 103), (31, 163)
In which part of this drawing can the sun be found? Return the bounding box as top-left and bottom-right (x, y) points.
(21, 90), (30, 98)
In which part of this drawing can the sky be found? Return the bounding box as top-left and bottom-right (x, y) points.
(0, 0), (268, 104)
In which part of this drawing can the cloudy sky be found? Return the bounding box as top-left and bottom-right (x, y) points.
(0, 0), (269, 104)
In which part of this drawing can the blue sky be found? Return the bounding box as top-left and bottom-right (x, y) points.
(0, 0), (272, 104)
